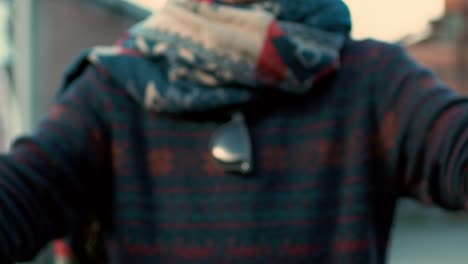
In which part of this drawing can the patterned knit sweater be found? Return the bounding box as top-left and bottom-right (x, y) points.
(1, 39), (468, 263)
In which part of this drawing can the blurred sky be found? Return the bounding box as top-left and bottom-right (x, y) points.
(126, 0), (446, 42)
(343, 0), (445, 41)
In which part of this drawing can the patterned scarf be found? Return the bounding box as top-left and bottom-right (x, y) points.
(82, 0), (351, 113)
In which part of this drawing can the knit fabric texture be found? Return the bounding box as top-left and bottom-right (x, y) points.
(86, 0), (351, 113)
(1, 39), (468, 263)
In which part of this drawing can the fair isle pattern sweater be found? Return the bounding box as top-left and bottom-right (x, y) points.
(1, 40), (468, 263)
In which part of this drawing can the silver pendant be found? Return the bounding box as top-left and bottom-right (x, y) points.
(210, 112), (253, 175)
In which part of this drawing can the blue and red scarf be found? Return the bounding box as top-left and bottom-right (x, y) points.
(84, 0), (351, 113)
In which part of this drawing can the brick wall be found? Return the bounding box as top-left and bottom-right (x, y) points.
(446, 0), (465, 13)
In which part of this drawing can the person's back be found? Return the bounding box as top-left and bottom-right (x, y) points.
(1, 1), (468, 263)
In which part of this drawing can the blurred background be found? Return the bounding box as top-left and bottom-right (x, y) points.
(0, 0), (465, 263)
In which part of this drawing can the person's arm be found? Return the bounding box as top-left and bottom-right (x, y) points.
(0, 67), (110, 262)
(374, 42), (468, 210)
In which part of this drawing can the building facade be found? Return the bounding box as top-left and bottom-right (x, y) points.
(408, 0), (468, 93)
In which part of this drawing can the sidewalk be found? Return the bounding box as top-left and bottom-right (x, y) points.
(389, 200), (468, 264)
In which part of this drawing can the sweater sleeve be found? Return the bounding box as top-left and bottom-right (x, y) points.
(0, 67), (110, 262)
(374, 43), (468, 210)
